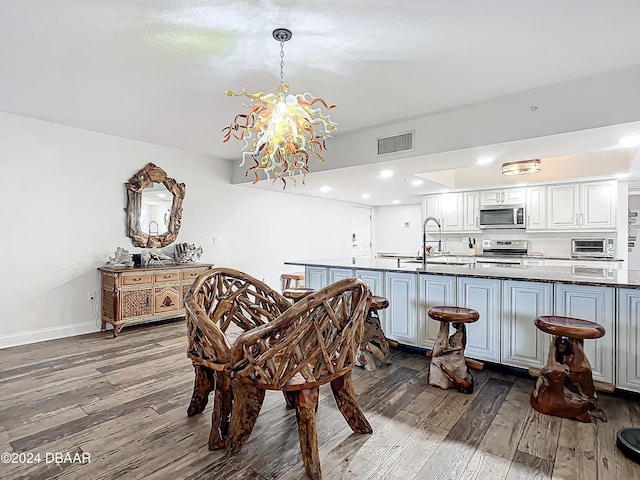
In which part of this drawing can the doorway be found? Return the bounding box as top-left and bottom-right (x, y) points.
(352, 206), (372, 258)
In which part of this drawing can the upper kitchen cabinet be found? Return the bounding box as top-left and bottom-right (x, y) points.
(422, 192), (464, 232)
(479, 187), (525, 206)
(525, 186), (547, 231)
(463, 191), (480, 231)
(547, 180), (616, 231)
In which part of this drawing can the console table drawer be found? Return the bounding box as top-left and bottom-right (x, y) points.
(154, 272), (181, 282)
(122, 274), (153, 285)
(182, 269), (207, 280)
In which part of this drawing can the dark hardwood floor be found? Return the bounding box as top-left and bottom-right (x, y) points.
(1, 319), (639, 479)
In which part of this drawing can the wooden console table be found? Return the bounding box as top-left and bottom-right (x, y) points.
(98, 263), (214, 337)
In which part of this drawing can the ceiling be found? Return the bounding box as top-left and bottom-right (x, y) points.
(2, 1), (640, 205)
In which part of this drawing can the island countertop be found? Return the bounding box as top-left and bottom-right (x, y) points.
(285, 257), (640, 289)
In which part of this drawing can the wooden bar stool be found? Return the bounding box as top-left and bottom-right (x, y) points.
(427, 306), (479, 394)
(356, 296), (396, 371)
(281, 272), (305, 291)
(531, 315), (606, 423)
(282, 287), (315, 303)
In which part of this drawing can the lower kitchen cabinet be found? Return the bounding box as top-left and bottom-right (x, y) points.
(417, 274), (456, 349)
(554, 283), (614, 384)
(304, 266), (327, 290)
(356, 269), (386, 331)
(617, 288), (640, 392)
(385, 272), (418, 345)
(501, 280), (552, 369)
(457, 277), (501, 362)
(329, 267), (354, 284)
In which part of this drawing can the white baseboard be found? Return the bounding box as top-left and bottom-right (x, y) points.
(0, 322), (100, 349)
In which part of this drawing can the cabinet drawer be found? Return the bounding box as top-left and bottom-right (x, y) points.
(154, 272), (181, 282)
(122, 274), (153, 285)
(182, 268), (207, 280)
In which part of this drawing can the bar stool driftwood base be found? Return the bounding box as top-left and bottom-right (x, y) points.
(531, 315), (607, 423)
(427, 306), (479, 394)
(356, 296), (394, 371)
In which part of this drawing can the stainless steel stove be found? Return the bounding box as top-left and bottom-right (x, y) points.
(476, 239), (528, 265)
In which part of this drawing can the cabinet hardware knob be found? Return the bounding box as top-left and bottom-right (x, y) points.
(133, 277), (141, 281)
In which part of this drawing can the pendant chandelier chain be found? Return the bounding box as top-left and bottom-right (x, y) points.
(279, 39), (285, 86)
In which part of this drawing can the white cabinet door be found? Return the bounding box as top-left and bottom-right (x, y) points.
(463, 192), (480, 231)
(305, 267), (327, 291)
(526, 186), (547, 230)
(581, 181), (616, 229)
(422, 195), (441, 233)
(456, 277), (501, 362)
(385, 272), (418, 346)
(503, 188), (526, 205)
(480, 188), (524, 206)
(329, 268), (354, 284)
(547, 183), (579, 229)
(440, 192), (463, 231)
(553, 284), (614, 384)
(617, 288), (640, 392)
(502, 280), (552, 369)
(417, 274), (456, 349)
(480, 190), (502, 206)
(356, 269), (386, 333)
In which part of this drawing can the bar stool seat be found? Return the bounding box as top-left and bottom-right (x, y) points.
(530, 315), (607, 423)
(356, 295), (394, 371)
(427, 306), (479, 393)
(282, 287), (315, 302)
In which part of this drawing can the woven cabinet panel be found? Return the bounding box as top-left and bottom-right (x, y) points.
(122, 289), (153, 318)
(101, 290), (115, 321)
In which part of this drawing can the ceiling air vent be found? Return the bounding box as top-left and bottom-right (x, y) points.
(377, 131), (414, 156)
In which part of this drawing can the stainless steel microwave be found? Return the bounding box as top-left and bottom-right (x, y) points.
(571, 238), (615, 258)
(479, 205), (525, 229)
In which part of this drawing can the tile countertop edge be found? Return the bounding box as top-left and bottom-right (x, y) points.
(285, 258), (640, 289)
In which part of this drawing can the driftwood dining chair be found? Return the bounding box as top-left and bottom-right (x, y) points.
(184, 267), (291, 449)
(225, 277), (373, 480)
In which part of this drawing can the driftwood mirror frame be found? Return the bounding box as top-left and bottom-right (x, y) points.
(125, 163), (186, 248)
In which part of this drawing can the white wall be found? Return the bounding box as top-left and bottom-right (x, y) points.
(0, 113), (355, 348)
(373, 204), (422, 256)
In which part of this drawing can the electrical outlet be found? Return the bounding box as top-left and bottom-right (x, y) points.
(213, 235), (222, 245)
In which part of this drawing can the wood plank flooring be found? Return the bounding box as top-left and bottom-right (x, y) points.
(1, 319), (639, 479)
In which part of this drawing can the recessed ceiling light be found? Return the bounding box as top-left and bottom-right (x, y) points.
(391, 199), (400, 204)
(411, 179), (424, 186)
(476, 156), (495, 166)
(619, 135), (640, 147)
(320, 185), (332, 193)
(380, 170), (394, 178)
(361, 193), (371, 199)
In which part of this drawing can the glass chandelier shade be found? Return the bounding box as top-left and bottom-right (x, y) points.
(222, 29), (337, 188)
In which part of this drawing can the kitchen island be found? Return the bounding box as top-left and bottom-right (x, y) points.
(285, 257), (640, 392)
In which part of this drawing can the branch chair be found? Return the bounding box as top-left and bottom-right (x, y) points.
(225, 277), (373, 480)
(184, 267), (291, 449)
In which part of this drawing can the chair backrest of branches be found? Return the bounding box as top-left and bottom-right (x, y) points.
(185, 267), (292, 371)
(229, 277), (372, 390)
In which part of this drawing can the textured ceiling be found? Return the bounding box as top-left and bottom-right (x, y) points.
(2, 1), (640, 204)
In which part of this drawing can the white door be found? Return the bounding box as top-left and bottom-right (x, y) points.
(352, 206), (372, 258)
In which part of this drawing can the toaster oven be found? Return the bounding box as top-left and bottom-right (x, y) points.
(571, 238), (615, 258)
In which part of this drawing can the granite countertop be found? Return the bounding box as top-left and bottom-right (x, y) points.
(286, 257), (640, 289)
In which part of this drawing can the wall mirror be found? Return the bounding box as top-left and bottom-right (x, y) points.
(125, 163), (186, 248)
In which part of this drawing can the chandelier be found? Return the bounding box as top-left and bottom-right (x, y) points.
(222, 28), (337, 188)
(502, 159), (542, 175)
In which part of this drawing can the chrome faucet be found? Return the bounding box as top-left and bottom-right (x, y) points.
(422, 216), (442, 269)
